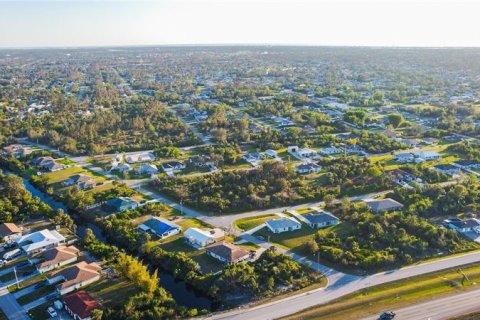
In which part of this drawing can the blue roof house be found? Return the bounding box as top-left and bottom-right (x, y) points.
(138, 217), (181, 239)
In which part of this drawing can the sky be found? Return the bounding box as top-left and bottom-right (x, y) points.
(1, 0), (480, 48)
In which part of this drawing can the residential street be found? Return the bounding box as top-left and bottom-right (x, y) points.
(0, 287), (29, 320)
(361, 287), (480, 320)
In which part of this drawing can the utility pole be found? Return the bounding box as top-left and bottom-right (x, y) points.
(13, 266), (19, 289)
(317, 252), (320, 273)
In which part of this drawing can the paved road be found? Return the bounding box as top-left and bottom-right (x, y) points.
(362, 287), (480, 320)
(0, 287), (29, 320)
(206, 250), (480, 320)
(201, 190), (390, 230)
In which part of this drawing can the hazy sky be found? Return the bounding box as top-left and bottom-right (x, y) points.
(1, 0), (480, 48)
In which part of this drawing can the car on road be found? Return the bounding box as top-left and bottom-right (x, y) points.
(47, 307), (57, 318)
(0, 259), (6, 266)
(379, 311), (396, 320)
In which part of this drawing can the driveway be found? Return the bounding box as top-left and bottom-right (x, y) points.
(23, 291), (59, 312)
(0, 287), (29, 320)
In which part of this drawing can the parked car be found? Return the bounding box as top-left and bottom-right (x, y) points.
(379, 311), (396, 320)
(0, 259), (6, 266)
(47, 307), (57, 318)
(3, 249), (21, 261)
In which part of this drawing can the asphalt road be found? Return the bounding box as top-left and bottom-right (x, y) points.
(206, 251), (480, 320)
(362, 287), (480, 320)
(0, 288), (29, 320)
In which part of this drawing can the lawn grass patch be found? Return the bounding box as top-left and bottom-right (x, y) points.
(17, 285), (55, 305)
(42, 166), (85, 184)
(158, 238), (224, 274)
(253, 225), (317, 256)
(87, 278), (140, 308)
(233, 214), (278, 231)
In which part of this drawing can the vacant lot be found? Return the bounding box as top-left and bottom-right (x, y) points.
(234, 214), (277, 231)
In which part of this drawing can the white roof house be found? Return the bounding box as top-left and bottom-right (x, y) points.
(125, 152), (156, 164)
(266, 217), (301, 234)
(136, 163), (158, 175)
(184, 228), (225, 248)
(16, 229), (66, 254)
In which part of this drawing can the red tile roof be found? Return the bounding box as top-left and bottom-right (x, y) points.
(63, 290), (103, 319)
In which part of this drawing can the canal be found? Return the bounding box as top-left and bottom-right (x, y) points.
(3, 169), (213, 311)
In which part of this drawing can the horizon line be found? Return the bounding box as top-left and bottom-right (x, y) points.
(2, 43), (480, 51)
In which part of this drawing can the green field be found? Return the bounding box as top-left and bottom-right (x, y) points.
(280, 263), (480, 320)
(253, 225), (318, 256)
(87, 278), (140, 308)
(234, 214), (278, 231)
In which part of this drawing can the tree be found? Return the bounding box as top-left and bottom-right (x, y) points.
(387, 113), (404, 128)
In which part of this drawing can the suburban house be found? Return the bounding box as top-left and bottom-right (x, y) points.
(206, 242), (250, 264)
(454, 160), (480, 170)
(188, 155), (212, 168)
(319, 146), (342, 155)
(444, 218), (480, 233)
(138, 217), (181, 239)
(102, 197), (139, 213)
(432, 164), (461, 176)
(394, 151), (441, 164)
(135, 163), (159, 175)
(63, 290), (103, 320)
(31, 245), (80, 273)
(62, 174), (95, 190)
(110, 162), (131, 173)
(394, 152), (415, 163)
(365, 198), (404, 213)
(265, 149), (278, 159)
(266, 217), (301, 234)
(296, 163), (321, 174)
(47, 261), (102, 295)
(184, 227), (225, 248)
(288, 146), (318, 159)
(125, 152), (156, 164)
(304, 211), (339, 229)
(2, 144), (33, 158)
(0, 223), (23, 242)
(161, 161), (186, 173)
(243, 152), (266, 166)
(31, 156), (66, 172)
(16, 229), (66, 254)
(413, 151), (441, 162)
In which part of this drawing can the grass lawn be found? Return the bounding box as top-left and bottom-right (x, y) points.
(253, 225), (317, 256)
(17, 285), (55, 305)
(27, 301), (52, 320)
(8, 274), (47, 293)
(87, 278), (140, 308)
(233, 214), (278, 231)
(159, 238), (225, 274)
(42, 166), (85, 184)
(0, 265), (36, 283)
(280, 263), (480, 320)
(177, 217), (214, 230)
